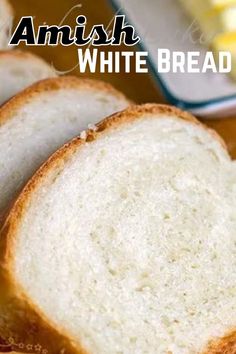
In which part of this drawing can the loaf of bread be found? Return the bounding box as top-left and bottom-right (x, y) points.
(0, 0), (13, 49)
(0, 104), (235, 354)
(0, 50), (57, 106)
(0, 76), (130, 222)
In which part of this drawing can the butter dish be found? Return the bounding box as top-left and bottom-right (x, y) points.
(109, 0), (236, 118)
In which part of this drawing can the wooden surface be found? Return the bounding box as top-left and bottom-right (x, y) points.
(11, 0), (236, 158)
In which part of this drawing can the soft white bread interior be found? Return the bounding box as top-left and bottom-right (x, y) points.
(0, 76), (130, 221)
(0, 104), (235, 354)
(0, 0), (13, 49)
(0, 50), (57, 106)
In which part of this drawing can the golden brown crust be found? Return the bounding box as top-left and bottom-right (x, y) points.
(203, 330), (236, 354)
(0, 76), (131, 126)
(0, 104), (234, 354)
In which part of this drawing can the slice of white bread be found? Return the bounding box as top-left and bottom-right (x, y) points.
(0, 76), (130, 222)
(0, 50), (57, 106)
(0, 104), (235, 354)
(0, 0), (13, 49)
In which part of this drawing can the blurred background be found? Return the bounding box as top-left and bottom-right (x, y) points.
(10, 0), (236, 157)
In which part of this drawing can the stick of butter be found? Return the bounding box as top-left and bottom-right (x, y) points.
(213, 32), (236, 79)
(200, 6), (236, 41)
(180, 0), (236, 15)
(180, 0), (236, 81)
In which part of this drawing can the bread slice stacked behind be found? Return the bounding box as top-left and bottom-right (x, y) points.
(0, 0), (13, 50)
(0, 76), (130, 221)
(0, 104), (235, 354)
(0, 50), (57, 106)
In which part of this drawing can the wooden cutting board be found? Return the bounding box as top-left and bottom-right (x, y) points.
(10, 0), (236, 158)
